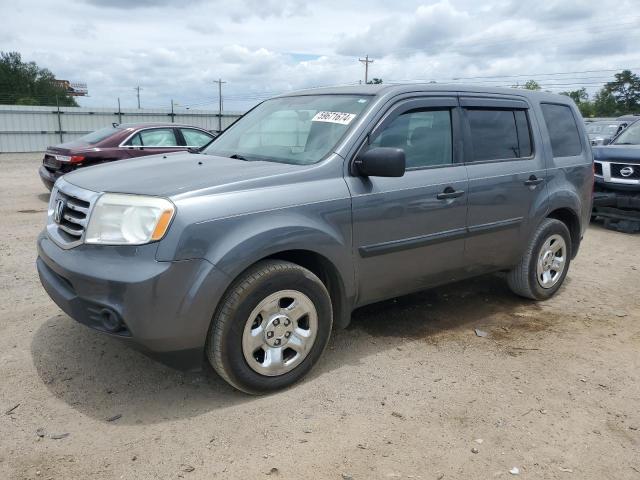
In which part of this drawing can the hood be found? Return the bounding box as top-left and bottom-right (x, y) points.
(593, 144), (640, 164)
(63, 152), (311, 197)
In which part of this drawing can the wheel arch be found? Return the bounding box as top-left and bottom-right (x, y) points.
(546, 207), (581, 258)
(261, 249), (351, 329)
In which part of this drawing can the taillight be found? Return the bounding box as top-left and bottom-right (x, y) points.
(70, 155), (85, 164)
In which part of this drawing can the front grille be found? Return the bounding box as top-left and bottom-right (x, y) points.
(55, 190), (90, 241)
(594, 161), (603, 176)
(611, 163), (640, 180)
(47, 178), (99, 249)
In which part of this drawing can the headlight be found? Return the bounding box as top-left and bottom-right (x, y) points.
(85, 193), (175, 245)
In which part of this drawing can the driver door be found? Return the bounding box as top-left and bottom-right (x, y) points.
(346, 97), (469, 306)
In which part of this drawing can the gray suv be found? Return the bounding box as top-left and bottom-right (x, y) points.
(37, 85), (593, 394)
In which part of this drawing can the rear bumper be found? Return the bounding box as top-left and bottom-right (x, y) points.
(36, 232), (230, 371)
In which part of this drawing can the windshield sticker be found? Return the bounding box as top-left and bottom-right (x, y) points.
(312, 111), (357, 125)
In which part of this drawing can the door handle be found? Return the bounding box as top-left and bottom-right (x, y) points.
(524, 175), (544, 186)
(436, 187), (465, 200)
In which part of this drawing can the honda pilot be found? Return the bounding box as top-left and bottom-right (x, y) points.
(37, 85), (593, 394)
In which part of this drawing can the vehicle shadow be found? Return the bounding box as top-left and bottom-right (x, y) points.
(31, 316), (250, 425)
(31, 274), (545, 424)
(314, 273), (547, 375)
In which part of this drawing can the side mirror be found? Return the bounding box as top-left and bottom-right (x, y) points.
(354, 147), (405, 177)
(602, 138), (611, 145)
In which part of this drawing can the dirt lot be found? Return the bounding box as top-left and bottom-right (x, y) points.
(0, 153), (639, 480)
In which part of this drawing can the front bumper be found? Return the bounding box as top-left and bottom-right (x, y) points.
(36, 232), (230, 370)
(592, 184), (640, 224)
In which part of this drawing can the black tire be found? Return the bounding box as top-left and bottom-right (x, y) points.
(207, 260), (332, 395)
(507, 218), (572, 300)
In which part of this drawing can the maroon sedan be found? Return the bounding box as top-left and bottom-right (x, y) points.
(39, 123), (217, 190)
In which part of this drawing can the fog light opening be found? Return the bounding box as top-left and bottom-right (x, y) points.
(99, 308), (123, 333)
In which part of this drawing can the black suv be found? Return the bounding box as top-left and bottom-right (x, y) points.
(593, 120), (640, 232)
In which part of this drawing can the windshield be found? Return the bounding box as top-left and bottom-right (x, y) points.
(612, 121), (640, 145)
(585, 122), (622, 136)
(203, 95), (371, 164)
(78, 125), (122, 144)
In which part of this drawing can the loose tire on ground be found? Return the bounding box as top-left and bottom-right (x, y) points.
(206, 260), (333, 395)
(507, 218), (572, 300)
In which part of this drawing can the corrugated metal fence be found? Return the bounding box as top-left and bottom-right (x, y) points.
(0, 105), (243, 152)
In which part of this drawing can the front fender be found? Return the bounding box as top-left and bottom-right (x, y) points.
(159, 198), (356, 308)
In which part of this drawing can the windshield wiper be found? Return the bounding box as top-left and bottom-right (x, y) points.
(614, 142), (638, 145)
(229, 153), (252, 161)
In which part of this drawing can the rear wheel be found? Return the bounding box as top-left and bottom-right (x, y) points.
(507, 218), (572, 300)
(207, 260), (332, 394)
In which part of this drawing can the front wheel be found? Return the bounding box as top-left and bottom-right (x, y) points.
(207, 260), (333, 394)
(507, 218), (572, 300)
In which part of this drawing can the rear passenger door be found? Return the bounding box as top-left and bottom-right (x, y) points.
(461, 97), (548, 270)
(348, 97), (469, 306)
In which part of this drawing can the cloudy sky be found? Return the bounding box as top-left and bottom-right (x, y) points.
(2, 0), (640, 111)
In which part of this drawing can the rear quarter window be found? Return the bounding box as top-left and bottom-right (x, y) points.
(540, 103), (582, 157)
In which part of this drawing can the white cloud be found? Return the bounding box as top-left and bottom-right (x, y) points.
(1, 0), (639, 110)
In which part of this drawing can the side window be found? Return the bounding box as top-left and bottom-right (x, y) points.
(466, 109), (532, 161)
(540, 103), (582, 157)
(127, 133), (143, 146)
(181, 128), (213, 147)
(138, 128), (177, 147)
(369, 109), (452, 168)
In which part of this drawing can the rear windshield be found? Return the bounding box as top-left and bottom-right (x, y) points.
(78, 126), (122, 144)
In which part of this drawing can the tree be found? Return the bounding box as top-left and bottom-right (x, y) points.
(593, 89), (620, 117)
(604, 69), (640, 113)
(523, 80), (541, 90)
(560, 88), (588, 104)
(367, 78), (383, 84)
(0, 51), (78, 106)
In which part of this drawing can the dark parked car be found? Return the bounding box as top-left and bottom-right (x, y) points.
(39, 123), (217, 190)
(593, 119), (640, 232)
(37, 85), (593, 394)
(585, 120), (634, 146)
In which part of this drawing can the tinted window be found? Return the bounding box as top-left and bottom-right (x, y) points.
(138, 128), (177, 147)
(540, 103), (582, 157)
(181, 128), (213, 146)
(466, 109), (532, 161)
(370, 109), (452, 168)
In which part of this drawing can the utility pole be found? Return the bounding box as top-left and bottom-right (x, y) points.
(359, 55), (374, 84)
(213, 78), (226, 132)
(134, 86), (142, 109)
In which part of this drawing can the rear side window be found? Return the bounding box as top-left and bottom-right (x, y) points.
(138, 128), (177, 147)
(540, 103), (582, 157)
(180, 128), (213, 147)
(466, 109), (532, 161)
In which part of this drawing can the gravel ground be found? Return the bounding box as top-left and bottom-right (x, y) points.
(1, 153), (639, 480)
